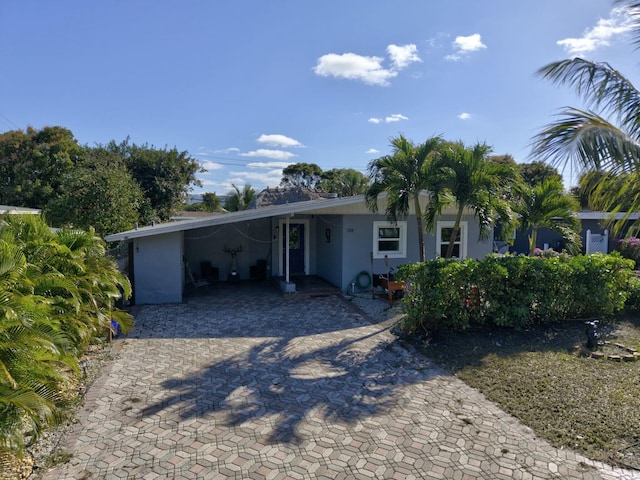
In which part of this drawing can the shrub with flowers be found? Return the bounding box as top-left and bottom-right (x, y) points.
(614, 236), (640, 269)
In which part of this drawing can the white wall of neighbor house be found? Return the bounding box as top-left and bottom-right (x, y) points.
(133, 231), (183, 304)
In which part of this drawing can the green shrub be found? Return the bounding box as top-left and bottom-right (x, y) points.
(397, 253), (635, 333)
(613, 236), (640, 269)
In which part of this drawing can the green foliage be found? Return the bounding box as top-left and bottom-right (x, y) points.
(280, 162), (323, 189)
(318, 168), (369, 196)
(517, 176), (581, 255)
(518, 161), (562, 188)
(397, 253), (635, 333)
(103, 138), (203, 221)
(224, 184), (256, 212)
(0, 214), (133, 452)
(424, 141), (520, 257)
(624, 275), (640, 312)
(0, 126), (82, 208)
(45, 148), (146, 235)
(613, 236), (640, 269)
(366, 135), (444, 262)
(532, 7), (640, 224)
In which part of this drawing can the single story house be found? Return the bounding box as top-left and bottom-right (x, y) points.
(105, 192), (495, 305)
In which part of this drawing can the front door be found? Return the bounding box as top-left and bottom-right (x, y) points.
(283, 223), (305, 276)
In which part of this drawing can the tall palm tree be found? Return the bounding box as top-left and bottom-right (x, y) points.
(424, 141), (519, 258)
(519, 177), (581, 255)
(366, 135), (444, 262)
(531, 1), (640, 225)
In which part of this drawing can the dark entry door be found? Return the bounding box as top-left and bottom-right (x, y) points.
(283, 223), (305, 276)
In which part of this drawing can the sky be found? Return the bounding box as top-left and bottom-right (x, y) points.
(1, 1), (639, 196)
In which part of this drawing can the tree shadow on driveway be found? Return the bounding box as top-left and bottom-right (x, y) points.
(140, 318), (436, 446)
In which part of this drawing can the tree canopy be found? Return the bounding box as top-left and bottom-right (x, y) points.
(280, 163), (323, 189)
(0, 127), (203, 235)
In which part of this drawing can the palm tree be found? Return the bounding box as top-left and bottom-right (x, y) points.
(531, 1), (640, 226)
(424, 141), (519, 258)
(366, 135), (444, 262)
(224, 184), (256, 212)
(518, 177), (581, 255)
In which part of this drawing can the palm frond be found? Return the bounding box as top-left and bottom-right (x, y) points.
(531, 107), (640, 173)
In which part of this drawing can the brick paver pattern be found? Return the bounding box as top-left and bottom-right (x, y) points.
(43, 284), (639, 479)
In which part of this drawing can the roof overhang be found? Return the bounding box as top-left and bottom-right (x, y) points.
(105, 194), (369, 242)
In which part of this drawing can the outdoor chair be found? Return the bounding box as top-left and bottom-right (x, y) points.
(184, 261), (211, 294)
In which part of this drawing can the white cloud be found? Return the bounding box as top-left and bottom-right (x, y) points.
(240, 149), (297, 160)
(445, 33), (487, 61)
(368, 117), (382, 124)
(385, 113), (408, 123)
(313, 44), (420, 86)
(387, 44), (421, 69)
(313, 52), (397, 86)
(200, 161), (224, 170)
(557, 7), (633, 56)
(366, 148), (380, 154)
(458, 112), (472, 120)
(245, 161), (292, 169)
(256, 134), (303, 148)
(218, 147), (240, 154)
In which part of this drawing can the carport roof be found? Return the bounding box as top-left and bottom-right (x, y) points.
(105, 194), (368, 242)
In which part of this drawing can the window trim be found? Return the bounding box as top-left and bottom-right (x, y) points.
(372, 221), (407, 259)
(436, 221), (468, 259)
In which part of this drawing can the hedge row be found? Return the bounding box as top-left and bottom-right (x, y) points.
(396, 253), (635, 332)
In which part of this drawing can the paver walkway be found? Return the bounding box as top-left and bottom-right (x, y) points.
(43, 283), (639, 479)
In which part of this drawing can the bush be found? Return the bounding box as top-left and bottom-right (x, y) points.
(397, 253), (635, 333)
(614, 236), (640, 269)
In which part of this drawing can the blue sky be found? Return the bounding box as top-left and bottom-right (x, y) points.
(1, 1), (638, 195)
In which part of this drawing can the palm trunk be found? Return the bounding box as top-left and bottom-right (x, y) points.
(413, 195), (425, 262)
(529, 227), (538, 256)
(446, 205), (465, 259)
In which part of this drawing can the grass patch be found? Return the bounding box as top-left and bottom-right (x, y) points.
(417, 316), (640, 467)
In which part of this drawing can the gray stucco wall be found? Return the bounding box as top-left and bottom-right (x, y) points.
(133, 231), (183, 304)
(315, 215), (343, 288)
(338, 214), (493, 291)
(184, 219), (273, 281)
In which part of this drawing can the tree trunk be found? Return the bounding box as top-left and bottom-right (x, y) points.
(529, 227), (538, 256)
(414, 195), (425, 262)
(446, 205), (465, 259)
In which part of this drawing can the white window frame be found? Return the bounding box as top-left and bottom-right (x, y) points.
(372, 221), (407, 259)
(436, 221), (468, 259)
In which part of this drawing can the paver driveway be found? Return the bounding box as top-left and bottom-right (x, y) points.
(43, 283), (638, 479)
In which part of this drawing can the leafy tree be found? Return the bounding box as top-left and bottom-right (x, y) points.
(103, 138), (203, 221)
(202, 192), (222, 212)
(224, 184), (256, 212)
(518, 177), (581, 255)
(46, 148), (147, 235)
(518, 161), (563, 188)
(0, 126), (82, 208)
(366, 135), (444, 262)
(425, 141), (519, 258)
(531, 0), (640, 229)
(281, 162), (323, 189)
(318, 168), (369, 196)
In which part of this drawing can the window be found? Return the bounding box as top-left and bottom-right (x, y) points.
(373, 221), (407, 259)
(436, 221), (468, 259)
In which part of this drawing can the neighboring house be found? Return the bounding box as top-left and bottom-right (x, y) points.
(509, 211), (640, 255)
(104, 191), (494, 305)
